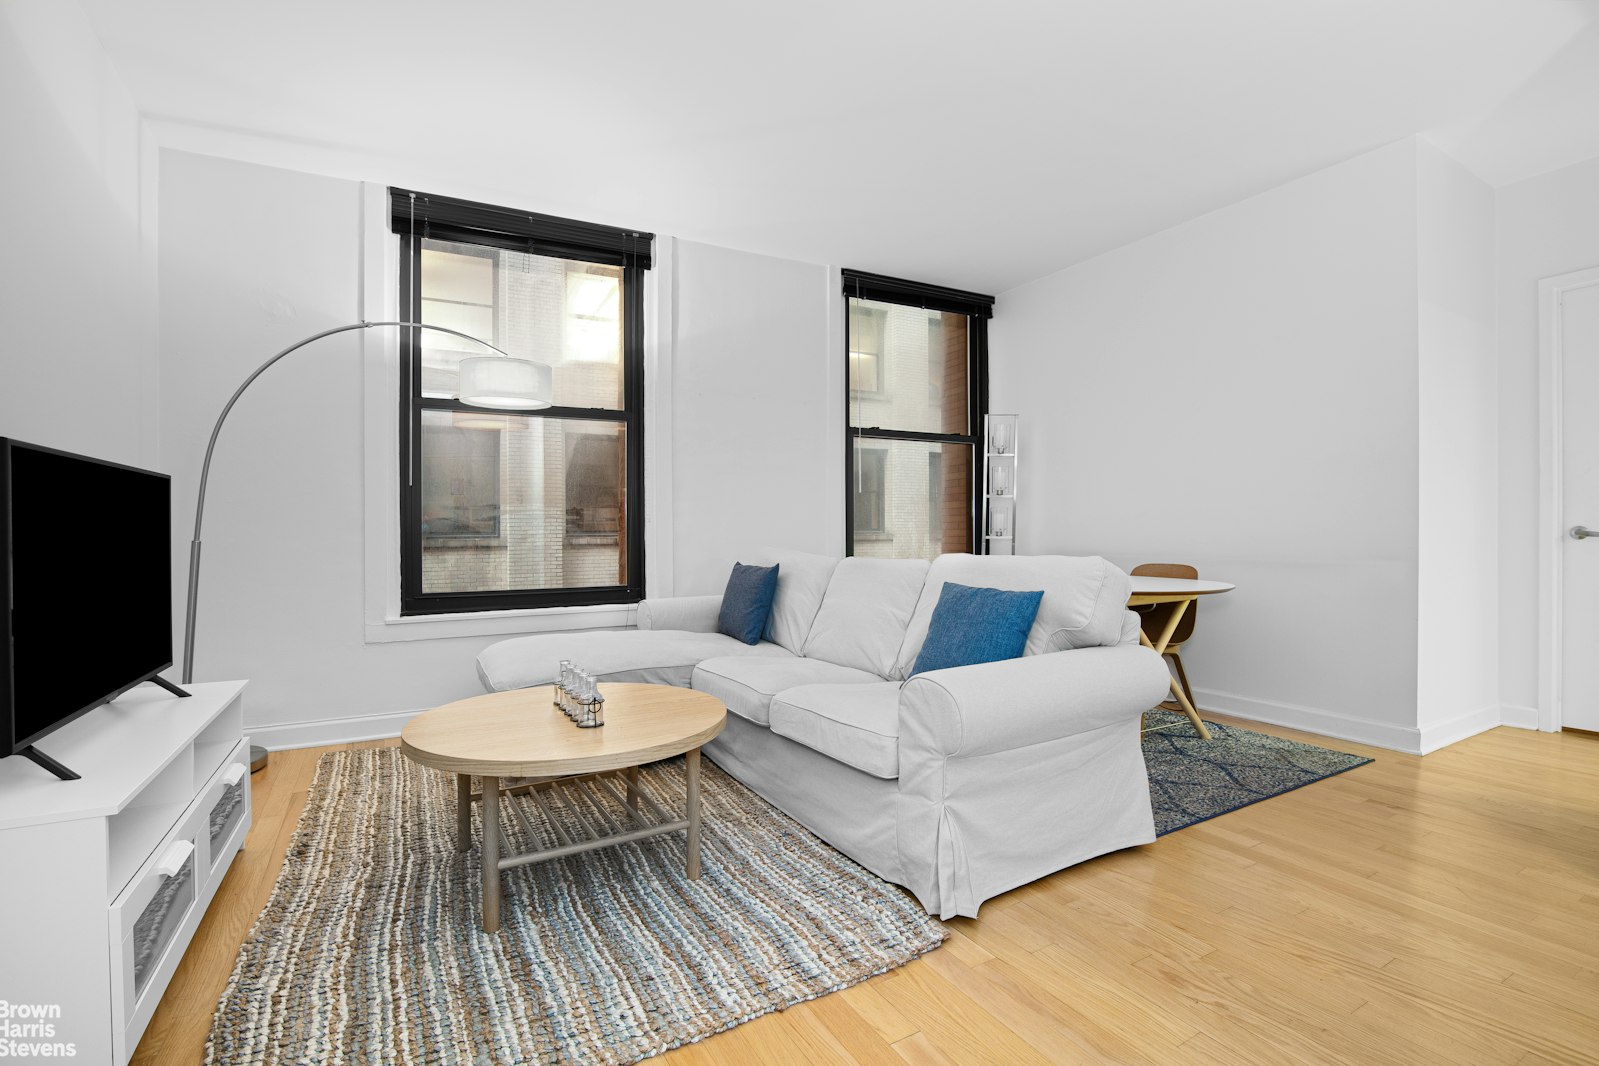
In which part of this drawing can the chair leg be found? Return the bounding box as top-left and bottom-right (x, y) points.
(1170, 650), (1196, 710)
(1155, 653), (1182, 712)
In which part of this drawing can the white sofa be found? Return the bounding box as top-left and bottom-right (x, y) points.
(476, 549), (1171, 918)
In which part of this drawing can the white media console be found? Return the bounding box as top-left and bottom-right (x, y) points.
(0, 680), (250, 1065)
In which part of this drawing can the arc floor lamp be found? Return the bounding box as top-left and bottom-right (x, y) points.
(178, 320), (552, 770)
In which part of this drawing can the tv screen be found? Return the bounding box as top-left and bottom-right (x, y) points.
(2, 438), (174, 761)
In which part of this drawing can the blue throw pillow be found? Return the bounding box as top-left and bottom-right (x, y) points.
(911, 582), (1044, 675)
(718, 562), (780, 645)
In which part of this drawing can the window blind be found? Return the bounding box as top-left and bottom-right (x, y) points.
(841, 268), (994, 319)
(390, 188), (654, 269)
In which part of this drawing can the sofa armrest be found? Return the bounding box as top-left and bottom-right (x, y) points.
(636, 594), (723, 633)
(898, 646), (1170, 759)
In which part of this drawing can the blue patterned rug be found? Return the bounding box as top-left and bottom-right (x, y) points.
(1142, 710), (1372, 835)
(206, 750), (944, 1065)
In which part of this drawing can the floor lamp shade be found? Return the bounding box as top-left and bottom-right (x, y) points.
(458, 356), (553, 410)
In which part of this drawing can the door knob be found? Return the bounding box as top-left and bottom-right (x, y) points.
(1573, 526), (1596, 540)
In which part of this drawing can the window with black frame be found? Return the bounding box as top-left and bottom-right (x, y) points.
(392, 189), (651, 614)
(843, 269), (993, 560)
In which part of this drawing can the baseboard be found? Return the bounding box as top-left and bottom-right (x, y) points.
(1415, 705), (1500, 755)
(252, 693), (1522, 756)
(1191, 687), (1422, 754)
(249, 708), (417, 751)
(1499, 703), (1539, 730)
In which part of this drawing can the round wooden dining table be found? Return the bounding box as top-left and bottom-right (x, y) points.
(1127, 575), (1236, 740)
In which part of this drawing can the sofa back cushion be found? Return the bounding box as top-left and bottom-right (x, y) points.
(741, 547), (841, 654)
(802, 557), (929, 677)
(892, 554), (1132, 679)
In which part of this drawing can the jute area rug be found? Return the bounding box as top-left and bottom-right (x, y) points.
(1143, 709), (1373, 835)
(205, 749), (944, 1066)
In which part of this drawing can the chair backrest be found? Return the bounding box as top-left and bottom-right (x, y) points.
(1131, 562), (1197, 581)
(1131, 562), (1199, 647)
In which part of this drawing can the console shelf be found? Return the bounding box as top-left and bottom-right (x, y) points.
(982, 413), (1018, 556)
(0, 680), (250, 1065)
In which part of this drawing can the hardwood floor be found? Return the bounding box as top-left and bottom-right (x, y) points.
(132, 719), (1599, 1065)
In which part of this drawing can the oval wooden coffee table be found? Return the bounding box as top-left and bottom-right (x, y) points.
(401, 683), (726, 933)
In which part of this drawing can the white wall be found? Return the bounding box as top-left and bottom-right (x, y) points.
(158, 150), (845, 743)
(0, 3), (153, 467)
(161, 149), (487, 741)
(990, 140), (1427, 750)
(25, 40), (1560, 753)
(1414, 141), (1499, 749)
(1495, 154), (1599, 725)
(669, 240), (841, 594)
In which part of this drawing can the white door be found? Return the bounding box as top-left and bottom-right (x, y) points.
(1561, 278), (1599, 731)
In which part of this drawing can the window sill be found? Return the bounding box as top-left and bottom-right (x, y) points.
(364, 601), (637, 645)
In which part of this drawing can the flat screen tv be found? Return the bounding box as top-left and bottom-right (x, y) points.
(1, 438), (179, 780)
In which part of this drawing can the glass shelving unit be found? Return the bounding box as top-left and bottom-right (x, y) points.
(983, 414), (1018, 556)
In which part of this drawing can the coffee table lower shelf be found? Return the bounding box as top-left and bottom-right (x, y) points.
(459, 748), (704, 933)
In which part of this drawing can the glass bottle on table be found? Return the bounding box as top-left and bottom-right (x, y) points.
(556, 660), (572, 712)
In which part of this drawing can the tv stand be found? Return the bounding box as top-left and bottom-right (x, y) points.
(16, 743), (80, 781)
(149, 674), (192, 699)
(0, 680), (249, 1065)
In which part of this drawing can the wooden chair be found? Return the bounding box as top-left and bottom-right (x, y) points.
(1131, 562), (1199, 714)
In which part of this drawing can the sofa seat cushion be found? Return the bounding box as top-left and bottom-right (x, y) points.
(476, 630), (793, 693)
(768, 683), (901, 780)
(691, 656), (881, 728)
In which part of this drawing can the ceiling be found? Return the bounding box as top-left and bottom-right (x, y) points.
(82, 0), (1599, 294)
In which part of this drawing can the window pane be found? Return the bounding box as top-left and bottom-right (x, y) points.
(420, 423), (500, 537)
(419, 238), (623, 409)
(848, 305), (885, 393)
(419, 409), (627, 593)
(855, 446), (887, 533)
(846, 297), (968, 434)
(852, 439), (972, 560)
